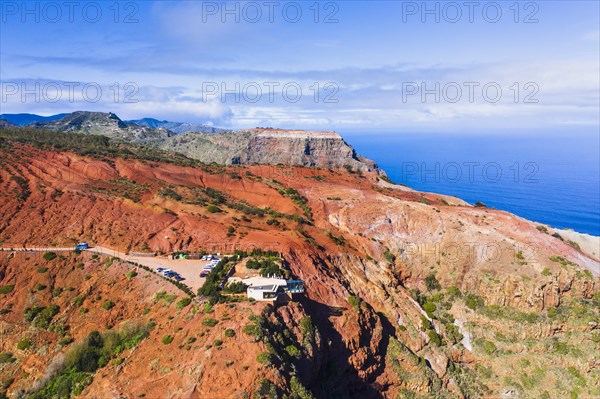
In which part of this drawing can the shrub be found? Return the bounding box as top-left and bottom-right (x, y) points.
(176, 297), (192, 309)
(425, 273), (441, 291)
(34, 283), (47, 291)
(243, 323), (261, 337)
(206, 205), (221, 213)
(59, 336), (74, 346)
(126, 270), (138, 279)
(223, 281), (248, 294)
(17, 338), (32, 350)
(224, 329), (235, 337)
(32, 305), (60, 328)
(0, 353), (15, 364)
(213, 339), (223, 347)
(52, 287), (63, 297)
(348, 295), (362, 310)
(299, 316), (314, 339)
(37, 267), (48, 273)
(480, 339), (497, 355)
(153, 291), (177, 305)
(420, 316), (432, 331)
(72, 295), (85, 307)
(43, 252), (57, 261)
(465, 293), (484, 310)
(0, 285), (14, 294)
(541, 268), (552, 276)
(256, 352), (272, 366)
(446, 286), (462, 298)
(428, 330), (442, 346)
(285, 345), (302, 358)
(202, 318), (218, 327)
(101, 301), (115, 310)
(423, 302), (437, 317)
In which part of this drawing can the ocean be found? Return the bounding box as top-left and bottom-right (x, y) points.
(345, 132), (600, 236)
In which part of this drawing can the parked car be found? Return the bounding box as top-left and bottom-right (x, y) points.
(174, 275), (185, 281)
(75, 242), (89, 250)
(200, 271), (210, 277)
(156, 267), (166, 273)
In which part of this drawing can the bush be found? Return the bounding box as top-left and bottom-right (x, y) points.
(101, 301), (115, 310)
(243, 323), (261, 337)
(176, 297), (192, 309)
(34, 283), (47, 291)
(285, 345), (302, 358)
(348, 295), (362, 310)
(0, 285), (14, 295)
(425, 273), (441, 291)
(224, 329), (236, 337)
(0, 353), (15, 364)
(223, 281), (248, 294)
(32, 305), (60, 328)
(213, 339), (223, 347)
(480, 339), (497, 355)
(256, 352), (272, 366)
(202, 318), (218, 327)
(465, 293), (484, 310)
(16, 338), (32, 350)
(153, 291), (177, 305)
(37, 267), (48, 273)
(420, 316), (432, 331)
(43, 252), (57, 261)
(162, 335), (174, 345)
(126, 270), (138, 279)
(206, 205), (221, 213)
(428, 330), (442, 346)
(423, 302), (437, 317)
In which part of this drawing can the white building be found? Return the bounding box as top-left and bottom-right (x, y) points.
(243, 276), (304, 302)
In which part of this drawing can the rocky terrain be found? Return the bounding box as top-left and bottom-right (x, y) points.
(0, 126), (598, 399)
(127, 118), (226, 134)
(30, 111), (174, 144)
(27, 112), (382, 173)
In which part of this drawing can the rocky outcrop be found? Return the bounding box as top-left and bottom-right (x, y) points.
(158, 128), (382, 173)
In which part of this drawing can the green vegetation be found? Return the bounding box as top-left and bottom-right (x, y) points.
(162, 335), (174, 345)
(29, 322), (151, 398)
(101, 301), (115, 310)
(348, 295), (362, 310)
(175, 297), (192, 309)
(256, 351), (273, 366)
(16, 338), (32, 350)
(0, 285), (14, 295)
(43, 251), (57, 261)
(223, 281), (248, 294)
(0, 353), (16, 364)
(36, 267), (48, 273)
(202, 318), (218, 327)
(424, 273), (441, 291)
(126, 270), (138, 279)
(224, 328), (236, 337)
(153, 291), (177, 305)
(24, 304), (60, 329)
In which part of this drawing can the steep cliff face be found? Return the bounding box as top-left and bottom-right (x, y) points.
(158, 128), (381, 173)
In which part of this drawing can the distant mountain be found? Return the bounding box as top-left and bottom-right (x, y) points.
(127, 118), (226, 134)
(0, 113), (68, 126)
(0, 118), (15, 128)
(30, 111), (173, 143)
(24, 111), (381, 172)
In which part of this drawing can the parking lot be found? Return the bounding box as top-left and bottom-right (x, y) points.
(126, 254), (214, 291)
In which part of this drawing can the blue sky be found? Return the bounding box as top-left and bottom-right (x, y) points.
(1, 1), (598, 132)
